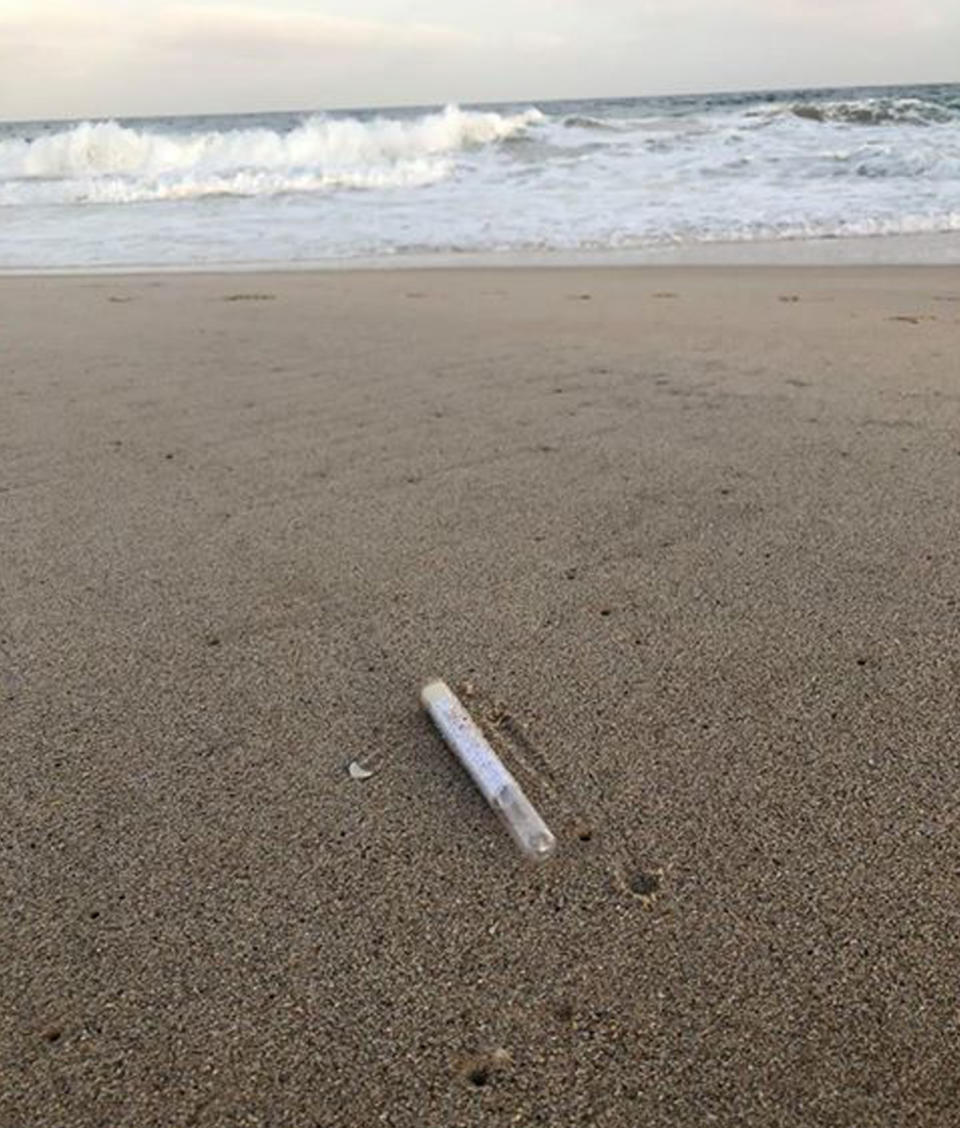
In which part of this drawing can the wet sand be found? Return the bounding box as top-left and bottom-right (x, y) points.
(2, 266), (959, 1126)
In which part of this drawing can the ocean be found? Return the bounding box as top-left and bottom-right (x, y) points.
(1, 83), (958, 271)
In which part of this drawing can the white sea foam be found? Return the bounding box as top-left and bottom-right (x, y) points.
(1, 87), (957, 268)
(0, 158), (454, 205)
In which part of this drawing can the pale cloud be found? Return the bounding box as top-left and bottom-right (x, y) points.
(0, 1), (488, 117)
(0, 1), (476, 55)
(149, 4), (478, 55)
(763, 0), (948, 34)
(557, 0), (948, 37)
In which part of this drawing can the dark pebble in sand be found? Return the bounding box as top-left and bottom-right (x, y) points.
(631, 870), (662, 897)
(552, 999), (575, 1023)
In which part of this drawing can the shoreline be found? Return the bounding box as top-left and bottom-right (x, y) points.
(2, 230), (960, 278)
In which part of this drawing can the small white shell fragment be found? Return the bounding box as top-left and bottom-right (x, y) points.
(347, 760), (375, 781)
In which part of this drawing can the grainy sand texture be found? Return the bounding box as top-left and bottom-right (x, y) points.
(2, 266), (959, 1127)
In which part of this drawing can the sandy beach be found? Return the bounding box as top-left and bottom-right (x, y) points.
(2, 265), (959, 1126)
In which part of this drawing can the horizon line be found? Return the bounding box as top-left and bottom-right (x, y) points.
(1, 77), (956, 128)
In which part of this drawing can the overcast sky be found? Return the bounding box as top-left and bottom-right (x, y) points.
(1, 0), (957, 121)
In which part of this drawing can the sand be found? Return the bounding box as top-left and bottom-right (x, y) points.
(2, 265), (959, 1127)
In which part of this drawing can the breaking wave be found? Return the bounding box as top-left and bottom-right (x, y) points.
(787, 97), (958, 126)
(562, 115), (621, 131)
(0, 105), (544, 205)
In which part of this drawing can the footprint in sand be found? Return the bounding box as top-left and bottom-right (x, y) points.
(455, 1047), (511, 1088)
(610, 863), (664, 908)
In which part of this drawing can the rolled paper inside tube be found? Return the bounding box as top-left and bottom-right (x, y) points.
(421, 679), (556, 861)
